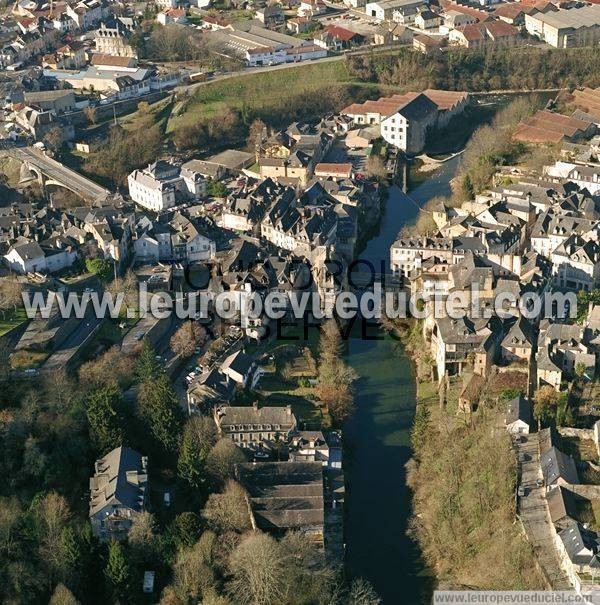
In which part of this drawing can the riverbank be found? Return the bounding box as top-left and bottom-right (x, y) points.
(385, 319), (546, 591)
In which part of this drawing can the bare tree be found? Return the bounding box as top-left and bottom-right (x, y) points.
(348, 578), (381, 605)
(203, 480), (251, 533)
(0, 278), (22, 318)
(227, 533), (286, 605)
(206, 439), (246, 487)
(83, 106), (97, 126)
(170, 322), (207, 358)
(49, 584), (80, 605)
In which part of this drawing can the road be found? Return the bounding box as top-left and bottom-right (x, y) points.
(42, 314), (103, 373)
(517, 433), (573, 589)
(11, 147), (111, 202)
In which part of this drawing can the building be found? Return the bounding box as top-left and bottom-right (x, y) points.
(89, 446), (148, 540)
(213, 402), (297, 451)
(342, 90), (470, 154)
(133, 212), (216, 263)
(66, 0), (109, 30)
(23, 90), (76, 114)
(501, 317), (534, 363)
(4, 239), (77, 274)
(524, 5), (600, 48)
(513, 110), (596, 144)
(236, 461), (325, 542)
(157, 8), (187, 25)
(449, 20), (519, 48)
(42, 41), (86, 69)
(413, 32), (442, 54)
(504, 394), (531, 434)
(256, 4), (285, 26)
(366, 0), (424, 21)
(128, 160), (206, 212)
(541, 446), (579, 486)
(288, 431), (342, 468)
(220, 350), (263, 388)
(95, 17), (136, 57)
(380, 93), (438, 154)
(415, 8), (442, 29)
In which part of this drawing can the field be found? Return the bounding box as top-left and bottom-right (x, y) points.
(0, 308), (28, 337)
(166, 59), (374, 133)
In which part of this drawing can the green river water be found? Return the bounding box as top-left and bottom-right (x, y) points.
(344, 157), (460, 604)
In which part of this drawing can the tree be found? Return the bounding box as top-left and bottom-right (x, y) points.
(129, 512), (160, 569)
(0, 278), (22, 318)
(49, 584), (80, 605)
(365, 154), (387, 181)
(58, 526), (83, 584)
(575, 362), (586, 379)
(178, 416), (216, 491)
(348, 578), (381, 605)
(43, 125), (64, 152)
(79, 346), (134, 391)
(202, 480), (251, 533)
(246, 118), (267, 151)
(85, 258), (113, 281)
(105, 540), (130, 602)
(315, 357), (357, 423)
(319, 320), (343, 363)
(227, 532), (286, 605)
(138, 374), (182, 454)
(86, 383), (125, 453)
(169, 512), (203, 548)
(105, 270), (138, 315)
(411, 404), (431, 456)
(136, 338), (163, 382)
(170, 322), (206, 358)
(31, 492), (72, 578)
(84, 106), (97, 126)
(206, 439), (246, 487)
(207, 179), (228, 199)
(171, 531), (218, 603)
(533, 385), (560, 427)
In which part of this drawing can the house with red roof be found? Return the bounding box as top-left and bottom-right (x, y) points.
(315, 24), (365, 49)
(449, 19), (519, 48)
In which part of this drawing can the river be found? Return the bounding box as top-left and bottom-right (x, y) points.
(343, 157), (460, 604)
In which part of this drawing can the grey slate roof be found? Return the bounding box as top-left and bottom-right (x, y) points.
(505, 394), (530, 426)
(89, 446), (148, 517)
(541, 446), (579, 486)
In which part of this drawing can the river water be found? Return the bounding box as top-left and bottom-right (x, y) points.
(343, 157), (460, 604)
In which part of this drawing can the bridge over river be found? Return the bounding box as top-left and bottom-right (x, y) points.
(11, 146), (111, 204)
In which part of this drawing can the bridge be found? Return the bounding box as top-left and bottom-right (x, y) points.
(11, 147), (111, 204)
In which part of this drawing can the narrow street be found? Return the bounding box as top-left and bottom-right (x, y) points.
(517, 433), (572, 589)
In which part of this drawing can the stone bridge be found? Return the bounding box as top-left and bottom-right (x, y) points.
(12, 146), (111, 204)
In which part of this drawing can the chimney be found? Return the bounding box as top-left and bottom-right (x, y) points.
(253, 401), (259, 411)
(286, 404), (292, 416)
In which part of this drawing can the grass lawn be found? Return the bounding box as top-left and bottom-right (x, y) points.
(0, 307), (28, 337)
(167, 60), (356, 133)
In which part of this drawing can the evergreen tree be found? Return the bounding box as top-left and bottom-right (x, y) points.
(138, 374), (181, 454)
(104, 541), (130, 603)
(411, 405), (431, 457)
(58, 526), (83, 590)
(135, 338), (163, 383)
(177, 417), (213, 491)
(86, 383), (124, 453)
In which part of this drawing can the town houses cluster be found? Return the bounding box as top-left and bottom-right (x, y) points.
(388, 102), (600, 590)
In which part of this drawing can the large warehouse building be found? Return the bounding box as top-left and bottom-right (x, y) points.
(524, 5), (600, 47)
